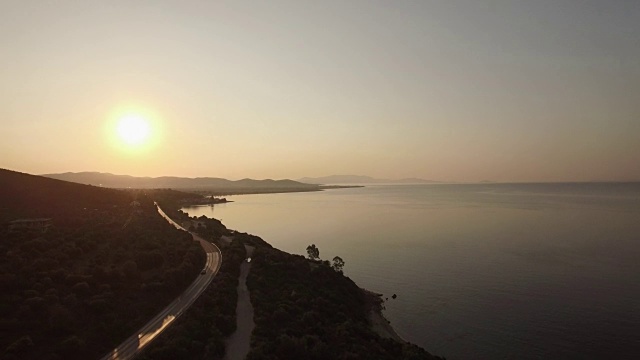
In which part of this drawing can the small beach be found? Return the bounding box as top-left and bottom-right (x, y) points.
(364, 289), (405, 343)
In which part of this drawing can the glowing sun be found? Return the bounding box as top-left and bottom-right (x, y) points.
(116, 115), (150, 146)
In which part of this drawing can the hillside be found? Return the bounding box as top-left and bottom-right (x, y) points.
(245, 245), (443, 360)
(0, 169), (205, 359)
(0, 169), (132, 224)
(42, 172), (321, 194)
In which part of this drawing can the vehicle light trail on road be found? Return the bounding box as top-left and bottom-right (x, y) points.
(99, 204), (222, 360)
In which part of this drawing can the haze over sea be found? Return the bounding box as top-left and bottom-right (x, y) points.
(183, 183), (640, 359)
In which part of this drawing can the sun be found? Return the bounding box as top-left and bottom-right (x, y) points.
(116, 115), (151, 146)
(107, 107), (162, 153)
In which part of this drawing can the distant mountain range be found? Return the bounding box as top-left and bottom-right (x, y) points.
(42, 172), (320, 193)
(297, 175), (440, 185)
(40, 172), (440, 192)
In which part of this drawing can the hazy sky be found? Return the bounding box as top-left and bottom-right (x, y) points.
(1, 1), (638, 181)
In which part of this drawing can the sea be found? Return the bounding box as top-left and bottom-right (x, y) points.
(181, 183), (640, 359)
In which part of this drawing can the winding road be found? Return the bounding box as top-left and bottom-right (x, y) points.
(99, 204), (222, 360)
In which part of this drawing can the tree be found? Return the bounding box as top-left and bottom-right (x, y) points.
(306, 244), (319, 260)
(331, 256), (345, 273)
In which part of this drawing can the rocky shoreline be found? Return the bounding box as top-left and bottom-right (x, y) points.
(363, 289), (406, 343)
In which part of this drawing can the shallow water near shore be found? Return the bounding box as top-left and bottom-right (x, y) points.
(183, 183), (640, 359)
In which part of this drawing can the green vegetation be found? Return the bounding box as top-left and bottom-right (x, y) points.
(306, 244), (320, 260)
(136, 189), (243, 359)
(0, 169), (205, 359)
(331, 256), (345, 273)
(306, 244), (345, 273)
(245, 246), (443, 360)
(137, 238), (246, 360)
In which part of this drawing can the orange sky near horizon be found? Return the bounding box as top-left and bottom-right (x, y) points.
(1, 1), (639, 182)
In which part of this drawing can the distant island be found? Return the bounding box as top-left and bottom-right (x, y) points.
(42, 172), (359, 195)
(298, 174), (441, 185)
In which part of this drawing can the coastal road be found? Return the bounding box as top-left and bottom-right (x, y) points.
(99, 204), (222, 360)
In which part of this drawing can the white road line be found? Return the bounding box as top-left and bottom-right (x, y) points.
(98, 204), (222, 360)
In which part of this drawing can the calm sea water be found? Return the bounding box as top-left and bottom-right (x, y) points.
(182, 183), (640, 359)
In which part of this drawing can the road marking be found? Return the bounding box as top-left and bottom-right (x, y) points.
(99, 204), (222, 360)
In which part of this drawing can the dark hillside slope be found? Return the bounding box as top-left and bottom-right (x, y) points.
(0, 168), (131, 224)
(0, 169), (205, 360)
(246, 246), (442, 360)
